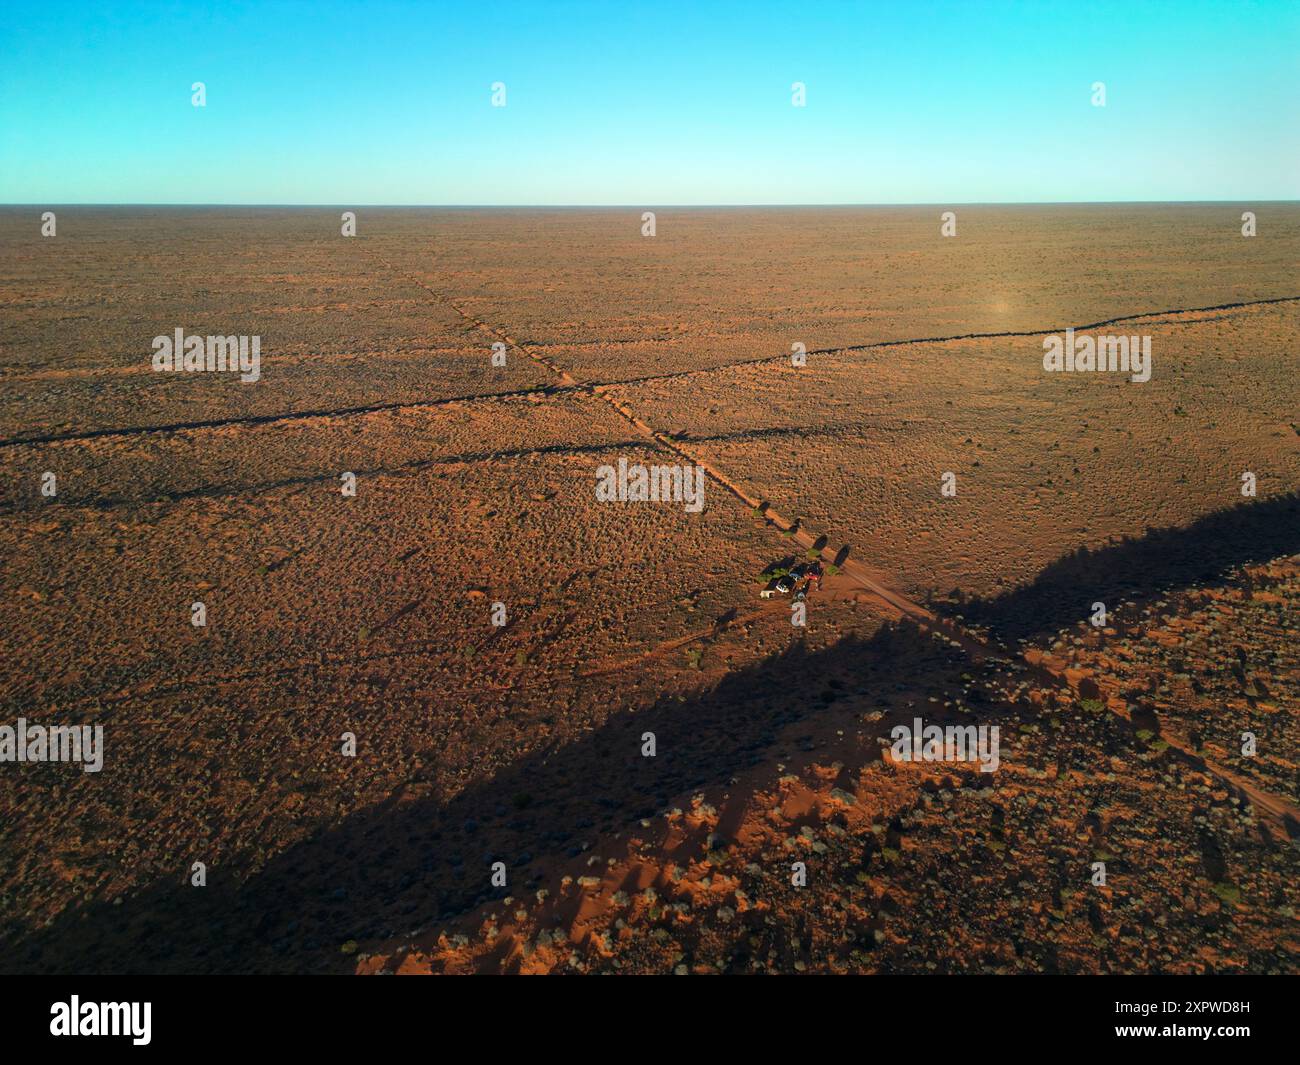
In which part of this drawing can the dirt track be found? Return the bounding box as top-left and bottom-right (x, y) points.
(377, 254), (1300, 843)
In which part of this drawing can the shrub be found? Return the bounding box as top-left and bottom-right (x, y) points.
(1211, 882), (1241, 904)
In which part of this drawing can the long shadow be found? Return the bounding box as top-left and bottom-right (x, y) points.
(950, 492), (1300, 646)
(8, 493), (1297, 974)
(1, 621), (968, 975)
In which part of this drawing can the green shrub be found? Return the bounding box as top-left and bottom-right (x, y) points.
(1211, 882), (1241, 904)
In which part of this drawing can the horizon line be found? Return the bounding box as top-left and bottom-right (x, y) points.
(3, 199), (1298, 209)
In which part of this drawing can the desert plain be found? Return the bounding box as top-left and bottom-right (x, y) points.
(1, 204), (1298, 974)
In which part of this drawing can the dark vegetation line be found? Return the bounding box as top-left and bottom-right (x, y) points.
(0, 384), (558, 449)
(3, 295), (1294, 449)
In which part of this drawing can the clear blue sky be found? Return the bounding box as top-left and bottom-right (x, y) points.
(2, 0), (1296, 204)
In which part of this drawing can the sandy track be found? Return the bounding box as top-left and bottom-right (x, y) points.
(377, 258), (1300, 842)
(11, 247), (1295, 839)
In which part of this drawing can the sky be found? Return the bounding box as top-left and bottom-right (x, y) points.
(1, 0), (1297, 204)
